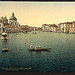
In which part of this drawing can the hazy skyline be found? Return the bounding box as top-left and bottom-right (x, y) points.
(0, 2), (75, 27)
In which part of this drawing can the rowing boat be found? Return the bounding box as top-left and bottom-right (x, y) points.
(28, 48), (51, 51)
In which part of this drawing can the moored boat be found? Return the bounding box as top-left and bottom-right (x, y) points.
(32, 32), (37, 34)
(1, 48), (8, 52)
(1, 32), (8, 40)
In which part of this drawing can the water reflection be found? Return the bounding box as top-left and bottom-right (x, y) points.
(2, 39), (7, 48)
(36, 51), (41, 54)
(29, 51), (42, 55)
(29, 50), (51, 56)
(2, 39), (7, 42)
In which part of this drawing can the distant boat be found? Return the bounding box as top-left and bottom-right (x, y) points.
(1, 48), (8, 52)
(32, 32), (37, 34)
(72, 32), (75, 34)
(28, 46), (51, 51)
(23, 31), (28, 34)
(1, 32), (8, 40)
(16, 33), (19, 35)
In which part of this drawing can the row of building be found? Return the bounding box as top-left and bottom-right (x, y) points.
(42, 21), (75, 33)
(42, 24), (58, 32)
(21, 25), (42, 32)
(1, 12), (75, 34)
(58, 21), (75, 33)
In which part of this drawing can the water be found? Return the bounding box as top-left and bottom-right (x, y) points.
(0, 31), (75, 72)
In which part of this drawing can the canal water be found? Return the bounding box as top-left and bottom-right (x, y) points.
(0, 31), (75, 72)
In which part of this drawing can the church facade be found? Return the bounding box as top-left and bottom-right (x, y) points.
(0, 13), (21, 33)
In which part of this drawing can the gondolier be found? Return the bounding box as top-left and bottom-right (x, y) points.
(30, 45), (32, 49)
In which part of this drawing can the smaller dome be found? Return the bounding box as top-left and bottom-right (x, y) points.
(0, 18), (2, 20)
(3, 16), (8, 21)
(0, 17), (3, 23)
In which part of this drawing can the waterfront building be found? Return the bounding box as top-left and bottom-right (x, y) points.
(58, 23), (64, 32)
(72, 21), (75, 33)
(65, 22), (72, 33)
(42, 24), (58, 32)
(33, 26), (37, 31)
(0, 17), (6, 33)
(63, 23), (66, 33)
(21, 25), (42, 32)
(0, 13), (21, 33)
(32, 26), (42, 31)
(28, 26), (34, 31)
(58, 22), (73, 33)
(50, 24), (58, 32)
(5, 27), (21, 33)
(37, 27), (42, 31)
(42, 24), (51, 32)
(21, 25), (29, 32)
(33, 26), (41, 31)
(2, 16), (8, 24)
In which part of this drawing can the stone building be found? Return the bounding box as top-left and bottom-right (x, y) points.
(21, 25), (29, 32)
(72, 21), (75, 33)
(58, 22), (74, 33)
(0, 17), (8, 33)
(42, 24), (51, 32)
(5, 27), (21, 33)
(50, 24), (58, 32)
(42, 24), (58, 32)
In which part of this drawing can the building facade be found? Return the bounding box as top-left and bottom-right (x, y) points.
(42, 24), (58, 32)
(21, 25), (29, 32)
(58, 22), (75, 33)
(0, 13), (21, 33)
(0, 17), (8, 33)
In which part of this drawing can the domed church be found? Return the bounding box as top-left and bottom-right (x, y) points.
(9, 13), (20, 27)
(0, 13), (21, 33)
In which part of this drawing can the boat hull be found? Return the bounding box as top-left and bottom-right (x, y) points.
(1, 36), (8, 40)
(28, 48), (51, 51)
(2, 48), (8, 52)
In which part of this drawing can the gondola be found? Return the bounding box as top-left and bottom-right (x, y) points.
(28, 48), (51, 51)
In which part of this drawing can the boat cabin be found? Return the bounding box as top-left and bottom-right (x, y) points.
(35, 46), (41, 50)
(2, 32), (8, 37)
(1, 32), (8, 40)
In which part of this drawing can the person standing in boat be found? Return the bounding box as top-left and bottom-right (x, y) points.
(30, 45), (32, 49)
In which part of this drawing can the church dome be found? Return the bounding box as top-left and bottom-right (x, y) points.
(9, 13), (17, 20)
(0, 17), (2, 20)
(3, 16), (8, 21)
(0, 17), (3, 23)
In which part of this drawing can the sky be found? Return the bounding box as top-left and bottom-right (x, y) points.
(0, 1), (75, 27)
